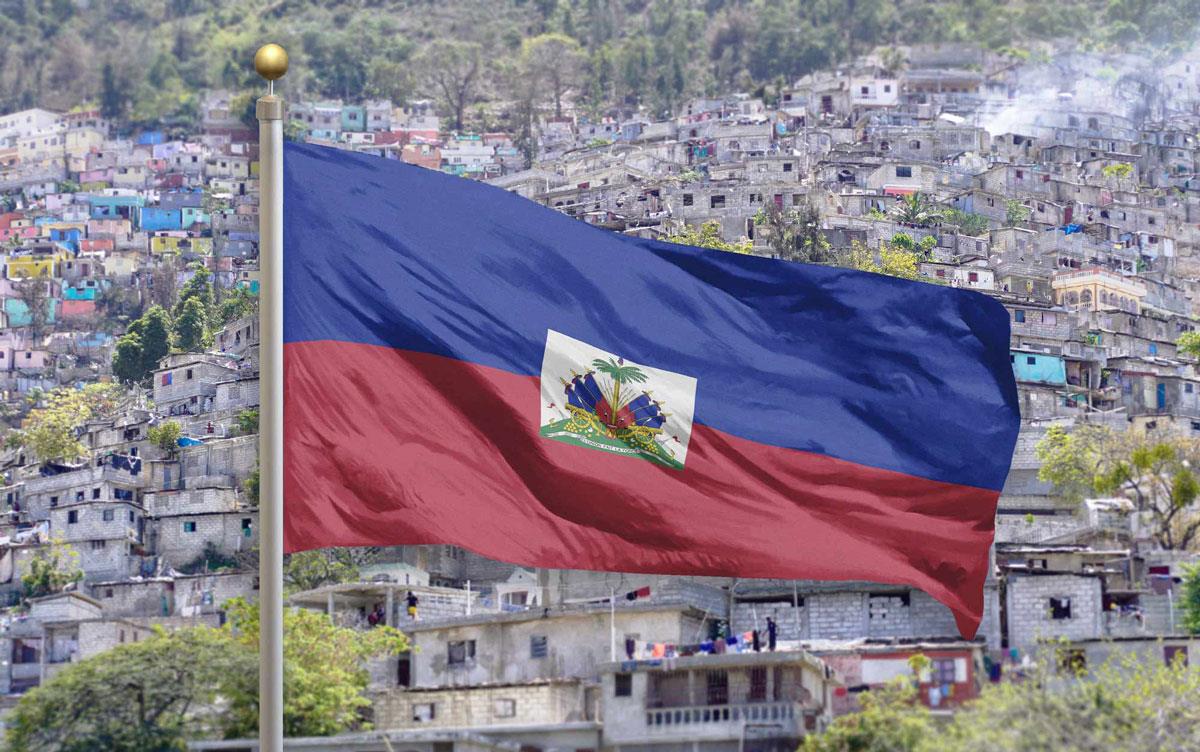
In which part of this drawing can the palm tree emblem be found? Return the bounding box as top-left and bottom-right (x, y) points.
(591, 357), (648, 430)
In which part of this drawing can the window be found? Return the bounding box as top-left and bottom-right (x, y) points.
(1049, 597), (1072, 620)
(884, 84), (891, 93)
(968, 272), (979, 283)
(705, 670), (729, 705)
(749, 666), (767, 701)
(1026, 356), (1036, 365)
(242, 518), (253, 537)
(412, 703), (436, 722)
(1187, 384), (1195, 394)
(615, 673), (633, 697)
(186, 369), (193, 380)
(493, 698), (516, 718)
(447, 640), (476, 665)
(932, 659), (956, 685)
(102, 509), (114, 522)
(530, 635), (548, 659)
(895, 165), (912, 178)
(1164, 645), (1188, 667)
(860, 86), (869, 95)
(92, 488), (101, 500)
(68, 510), (78, 524)
(182, 521), (197, 533)
(49, 495), (58, 507)
(90, 540), (106, 550)
(1014, 310), (1026, 323)
(104, 588), (114, 598)
(710, 195), (725, 209)
(783, 162), (793, 172)
(682, 193), (693, 207)
(1015, 169), (1024, 180)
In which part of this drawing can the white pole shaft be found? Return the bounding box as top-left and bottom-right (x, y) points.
(257, 93), (285, 752)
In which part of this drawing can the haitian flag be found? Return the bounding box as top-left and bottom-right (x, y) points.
(282, 142), (1020, 637)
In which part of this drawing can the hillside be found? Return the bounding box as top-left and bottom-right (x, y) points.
(2, 0), (1200, 129)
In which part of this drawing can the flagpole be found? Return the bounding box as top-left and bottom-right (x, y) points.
(254, 43), (288, 752)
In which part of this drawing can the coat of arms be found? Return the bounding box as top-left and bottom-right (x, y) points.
(539, 330), (697, 470)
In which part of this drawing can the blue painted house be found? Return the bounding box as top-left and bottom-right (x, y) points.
(138, 207), (183, 232)
(1011, 350), (1066, 385)
(89, 195), (143, 220)
(4, 297), (59, 327)
(341, 105), (366, 133)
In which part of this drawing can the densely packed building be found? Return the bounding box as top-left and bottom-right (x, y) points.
(0, 42), (1198, 750)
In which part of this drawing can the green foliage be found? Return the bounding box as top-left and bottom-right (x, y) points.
(1101, 162), (1135, 180)
(890, 193), (942, 227)
(283, 548), (377, 593)
(754, 201), (829, 262)
(112, 305), (172, 384)
(1005, 199), (1032, 226)
(942, 207), (990, 236)
(1178, 330), (1200, 359)
(845, 240), (920, 280)
(8, 384), (123, 463)
(21, 538), (83, 600)
(801, 679), (933, 752)
(5, 602), (409, 748)
(5, 1), (1200, 119)
(148, 420), (182, 455)
(243, 465), (259, 507)
(1035, 425), (1200, 549)
(6, 626), (249, 752)
(666, 220), (752, 254)
(220, 597), (408, 738)
(236, 408), (259, 436)
(803, 651), (1200, 752)
(1183, 563), (1200, 635)
(179, 541), (240, 575)
(218, 285), (258, 327)
(416, 39), (483, 131)
(173, 296), (209, 353)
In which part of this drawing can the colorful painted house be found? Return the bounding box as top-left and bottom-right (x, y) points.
(1010, 350), (1067, 386)
(6, 247), (71, 279)
(89, 194), (143, 220)
(3, 296), (60, 327)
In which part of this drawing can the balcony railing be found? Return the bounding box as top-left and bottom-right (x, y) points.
(646, 701), (799, 728)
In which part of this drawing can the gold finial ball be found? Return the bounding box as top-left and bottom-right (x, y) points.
(254, 44), (289, 81)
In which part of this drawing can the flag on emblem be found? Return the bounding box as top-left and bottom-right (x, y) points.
(282, 142), (1020, 638)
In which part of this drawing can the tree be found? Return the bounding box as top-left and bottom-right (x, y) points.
(283, 548), (377, 593)
(666, 221), (752, 253)
(941, 208), (990, 236)
(753, 202), (829, 262)
(218, 283), (257, 327)
(243, 465), (259, 506)
(1101, 162), (1134, 180)
(417, 40), (483, 131)
(845, 240), (920, 280)
(111, 332), (145, 385)
(6, 627), (250, 752)
(1005, 199), (1032, 226)
(1183, 563), (1200, 635)
(1178, 330), (1200, 359)
(218, 598), (408, 738)
(148, 420), (182, 456)
(112, 305), (172, 384)
(801, 650), (1200, 751)
(13, 275), (50, 339)
(1035, 425), (1200, 549)
(890, 193), (942, 226)
(7, 384), (122, 463)
(801, 679), (933, 752)
(173, 296), (209, 352)
(236, 408), (258, 436)
(99, 61), (125, 121)
(521, 33), (586, 118)
(21, 538), (83, 600)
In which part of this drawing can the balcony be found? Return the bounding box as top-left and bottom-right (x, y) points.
(646, 701), (801, 729)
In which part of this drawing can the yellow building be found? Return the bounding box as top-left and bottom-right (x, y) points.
(150, 235), (214, 256)
(6, 248), (70, 280)
(1051, 267), (1146, 313)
